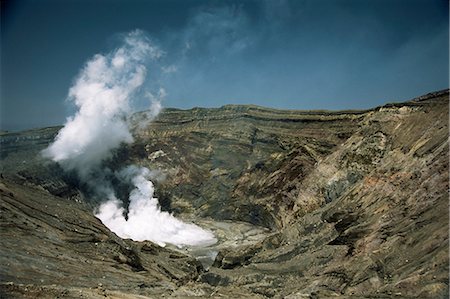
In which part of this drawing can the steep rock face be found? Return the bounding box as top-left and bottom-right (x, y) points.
(217, 90), (449, 298)
(0, 90), (448, 298)
(128, 105), (364, 228)
(0, 177), (205, 298)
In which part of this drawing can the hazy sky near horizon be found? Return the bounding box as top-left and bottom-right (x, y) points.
(1, 0), (448, 131)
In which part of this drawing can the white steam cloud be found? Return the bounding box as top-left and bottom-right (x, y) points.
(96, 166), (216, 246)
(43, 31), (163, 178)
(42, 30), (216, 247)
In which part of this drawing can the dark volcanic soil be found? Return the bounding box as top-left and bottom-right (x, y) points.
(0, 90), (448, 298)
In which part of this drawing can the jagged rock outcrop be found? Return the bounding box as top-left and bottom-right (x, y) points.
(0, 89), (448, 298)
(204, 90), (449, 298)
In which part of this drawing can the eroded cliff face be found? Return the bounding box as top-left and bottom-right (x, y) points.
(0, 90), (448, 298)
(206, 91), (449, 298)
(128, 105), (365, 229)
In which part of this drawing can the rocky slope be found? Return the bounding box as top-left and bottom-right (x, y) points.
(0, 89), (448, 298)
(129, 104), (365, 228)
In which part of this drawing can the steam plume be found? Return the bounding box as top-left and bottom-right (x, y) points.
(42, 30), (161, 178)
(96, 166), (216, 246)
(43, 30), (216, 247)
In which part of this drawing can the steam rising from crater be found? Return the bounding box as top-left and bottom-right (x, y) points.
(96, 166), (215, 246)
(43, 30), (160, 177)
(42, 30), (216, 247)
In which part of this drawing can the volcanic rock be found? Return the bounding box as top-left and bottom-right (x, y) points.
(0, 89), (448, 298)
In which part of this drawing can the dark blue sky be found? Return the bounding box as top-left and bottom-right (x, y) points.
(1, 0), (448, 131)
